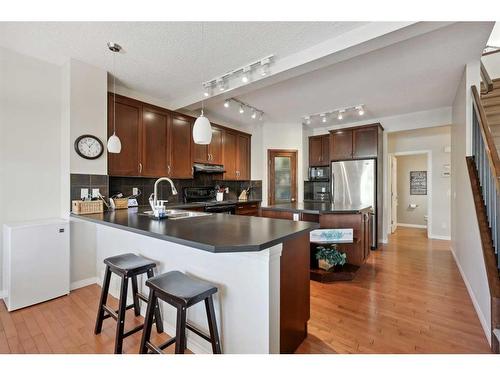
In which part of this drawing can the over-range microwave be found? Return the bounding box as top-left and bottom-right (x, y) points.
(309, 166), (330, 181)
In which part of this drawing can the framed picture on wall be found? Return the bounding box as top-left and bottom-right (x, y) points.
(410, 171), (427, 195)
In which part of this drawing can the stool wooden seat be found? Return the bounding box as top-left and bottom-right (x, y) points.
(139, 271), (221, 354)
(94, 253), (163, 354)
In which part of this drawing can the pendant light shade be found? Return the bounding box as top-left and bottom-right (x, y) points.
(193, 112), (212, 145)
(107, 133), (122, 153)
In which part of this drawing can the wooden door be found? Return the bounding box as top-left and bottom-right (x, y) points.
(237, 133), (251, 180)
(321, 135), (330, 164)
(330, 129), (353, 160)
(108, 94), (141, 176)
(268, 150), (297, 206)
(353, 126), (378, 158)
(209, 127), (223, 164)
(169, 114), (193, 179)
(309, 136), (323, 167)
(222, 130), (238, 180)
(141, 106), (169, 177)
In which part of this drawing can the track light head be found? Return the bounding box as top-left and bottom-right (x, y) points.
(242, 66), (251, 83)
(239, 105), (245, 114)
(260, 58), (271, 76)
(337, 111), (344, 120)
(357, 106), (365, 116)
(251, 110), (257, 119)
(224, 100), (230, 108)
(217, 79), (226, 91)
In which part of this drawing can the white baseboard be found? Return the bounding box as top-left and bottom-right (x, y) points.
(0, 290), (5, 299)
(397, 223), (427, 229)
(449, 246), (491, 346)
(70, 277), (98, 291)
(429, 234), (451, 241)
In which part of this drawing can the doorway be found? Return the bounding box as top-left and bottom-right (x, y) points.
(268, 149), (297, 206)
(389, 151), (431, 238)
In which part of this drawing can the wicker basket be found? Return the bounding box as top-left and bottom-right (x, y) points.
(72, 200), (104, 215)
(113, 198), (129, 210)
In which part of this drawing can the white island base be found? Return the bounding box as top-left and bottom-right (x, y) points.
(95, 224), (283, 354)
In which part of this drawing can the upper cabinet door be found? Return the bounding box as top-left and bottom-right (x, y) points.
(141, 106), (169, 177)
(321, 135), (330, 164)
(193, 142), (209, 163)
(330, 129), (353, 160)
(237, 133), (251, 180)
(208, 127), (223, 165)
(222, 130), (238, 180)
(108, 95), (141, 176)
(309, 136), (323, 166)
(352, 126), (378, 159)
(169, 114), (193, 179)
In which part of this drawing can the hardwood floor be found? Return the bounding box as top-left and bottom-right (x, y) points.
(296, 227), (491, 354)
(0, 227), (491, 354)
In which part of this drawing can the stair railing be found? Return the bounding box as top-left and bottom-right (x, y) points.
(480, 61), (494, 94)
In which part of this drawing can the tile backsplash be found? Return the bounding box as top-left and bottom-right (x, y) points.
(71, 173), (261, 207)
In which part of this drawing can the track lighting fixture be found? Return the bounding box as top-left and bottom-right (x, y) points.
(222, 98), (264, 121)
(203, 83), (212, 97)
(202, 55), (274, 94)
(302, 104), (366, 126)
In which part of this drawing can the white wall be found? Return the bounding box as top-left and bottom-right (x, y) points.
(388, 126), (451, 238)
(395, 154), (429, 227)
(451, 62), (491, 345)
(483, 52), (500, 80)
(0, 47), (64, 292)
(69, 59), (108, 175)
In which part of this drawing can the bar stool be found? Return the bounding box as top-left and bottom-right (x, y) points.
(94, 253), (164, 354)
(139, 271), (222, 354)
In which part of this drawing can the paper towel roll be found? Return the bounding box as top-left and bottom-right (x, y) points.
(409, 204), (418, 209)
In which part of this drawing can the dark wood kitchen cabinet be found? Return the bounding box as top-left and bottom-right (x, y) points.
(141, 105), (169, 177)
(169, 114), (193, 178)
(309, 134), (330, 166)
(108, 95), (142, 176)
(236, 133), (251, 180)
(222, 131), (251, 180)
(329, 124), (383, 161)
(193, 126), (223, 165)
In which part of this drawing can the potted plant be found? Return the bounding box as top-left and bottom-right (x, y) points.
(315, 244), (347, 271)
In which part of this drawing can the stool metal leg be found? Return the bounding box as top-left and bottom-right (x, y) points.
(147, 269), (164, 334)
(174, 306), (187, 354)
(139, 289), (157, 354)
(94, 266), (112, 334)
(131, 275), (141, 316)
(114, 275), (129, 354)
(205, 296), (222, 354)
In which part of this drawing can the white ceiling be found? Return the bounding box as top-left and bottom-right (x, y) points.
(0, 21), (367, 103)
(204, 22), (494, 127)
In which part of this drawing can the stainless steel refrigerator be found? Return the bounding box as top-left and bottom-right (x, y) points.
(331, 159), (377, 248)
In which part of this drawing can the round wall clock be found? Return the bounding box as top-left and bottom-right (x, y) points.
(74, 135), (104, 160)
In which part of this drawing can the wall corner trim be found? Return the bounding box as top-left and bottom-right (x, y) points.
(449, 245), (491, 346)
(70, 277), (98, 291)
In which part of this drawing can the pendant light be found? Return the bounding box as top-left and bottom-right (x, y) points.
(193, 23), (212, 145)
(107, 42), (122, 153)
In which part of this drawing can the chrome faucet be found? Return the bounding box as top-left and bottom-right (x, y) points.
(149, 177), (178, 211)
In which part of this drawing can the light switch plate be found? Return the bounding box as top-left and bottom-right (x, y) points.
(80, 188), (89, 199)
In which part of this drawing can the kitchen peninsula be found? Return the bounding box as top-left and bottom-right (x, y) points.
(72, 208), (318, 354)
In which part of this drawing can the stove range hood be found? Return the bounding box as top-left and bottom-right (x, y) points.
(193, 163), (225, 173)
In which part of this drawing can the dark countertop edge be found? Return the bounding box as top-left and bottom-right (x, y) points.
(164, 199), (262, 209)
(70, 213), (317, 253)
(261, 205), (372, 215)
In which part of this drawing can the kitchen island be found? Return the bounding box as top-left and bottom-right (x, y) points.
(261, 202), (373, 266)
(71, 208), (318, 354)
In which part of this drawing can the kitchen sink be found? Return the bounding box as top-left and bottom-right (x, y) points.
(139, 209), (212, 220)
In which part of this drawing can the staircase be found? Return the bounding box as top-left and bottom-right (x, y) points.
(482, 78), (500, 151)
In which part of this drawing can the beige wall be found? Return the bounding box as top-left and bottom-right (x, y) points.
(396, 154), (428, 227)
(388, 125), (451, 239)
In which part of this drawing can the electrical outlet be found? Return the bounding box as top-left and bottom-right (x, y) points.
(80, 188), (89, 199)
(92, 188), (100, 198)
(132, 187), (139, 196)
(293, 213), (300, 221)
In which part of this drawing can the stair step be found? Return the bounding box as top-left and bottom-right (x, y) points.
(485, 109), (500, 116)
(482, 101), (500, 108)
(482, 90), (500, 99)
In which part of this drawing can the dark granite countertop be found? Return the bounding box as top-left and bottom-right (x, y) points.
(262, 202), (372, 215)
(70, 207), (317, 253)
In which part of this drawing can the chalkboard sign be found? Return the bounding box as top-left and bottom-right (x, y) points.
(410, 171), (427, 195)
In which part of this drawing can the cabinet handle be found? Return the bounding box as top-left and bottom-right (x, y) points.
(167, 165), (171, 174)
(139, 163), (143, 174)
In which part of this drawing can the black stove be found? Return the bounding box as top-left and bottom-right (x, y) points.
(183, 187), (236, 214)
